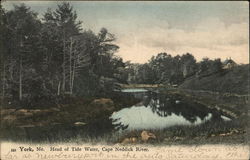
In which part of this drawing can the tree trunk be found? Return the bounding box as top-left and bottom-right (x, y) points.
(19, 56), (22, 101)
(69, 37), (73, 94)
(57, 81), (61, 96)
(62, 29), (66, 93)
(70, 55), (76, 94)
(9, 60), (14, 81)
(2, 62), (5, 99)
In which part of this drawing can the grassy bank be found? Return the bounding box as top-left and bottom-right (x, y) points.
(159, 88), (248, 119)
(0, 93), (140, 141)
(4, 114), (247, 145)
(179, 65), (249, 94)
(114, 117), (248, 145)
(1, 85), (248, 145)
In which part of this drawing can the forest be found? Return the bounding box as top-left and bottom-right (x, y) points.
(0, 3), (127, 105)
(0, 2), (234, 108)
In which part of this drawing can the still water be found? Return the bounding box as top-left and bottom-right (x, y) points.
(1, 88), (231, 142)
(110, 89), (231, 130)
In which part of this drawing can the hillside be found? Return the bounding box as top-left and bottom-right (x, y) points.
(179, 64), (249, 94)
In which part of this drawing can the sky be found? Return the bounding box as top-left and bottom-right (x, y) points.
(2, 1), (249, 64)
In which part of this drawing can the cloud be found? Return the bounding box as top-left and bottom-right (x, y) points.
(2, 1), (248, 64)
(2, 1), (58, 9)
(116, 17), (249, 64)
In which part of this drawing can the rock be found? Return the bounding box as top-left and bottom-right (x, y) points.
(141, 131), (156, 142)
(15, 109), (29, 116)
(121, 137), (138, 144)
(226, 132), (233, 136)
(74, 122), (86, 126)
(174, 136), (184, 141)
(219, 133), (227, 136)
(231, 129), (239, 134)
(121, 138), (129, 144)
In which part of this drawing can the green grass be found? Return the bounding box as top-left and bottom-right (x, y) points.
(161, 88), (248, 119)
(179, 65), (249, 94)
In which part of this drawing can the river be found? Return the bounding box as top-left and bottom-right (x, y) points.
(110, 88), (231, 130)
(1, 88), (232, 142)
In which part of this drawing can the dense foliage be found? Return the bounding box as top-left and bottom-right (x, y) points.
(127, 53), (224, 85)
(0, 3), (127, 107)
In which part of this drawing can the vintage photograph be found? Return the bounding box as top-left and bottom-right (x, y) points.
(0, 1), (249, 158)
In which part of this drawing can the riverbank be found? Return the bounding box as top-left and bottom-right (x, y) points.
(160, 88), (248, 119)
(1, 87), (248, 145)
(121, 83), (248, 119)
(179, 64), (249, 94)
(112, 115), (248, 145)
(108, 86), (248, 145)
(2, 114), (247, 145)
(7, 114), (246, 145)
(0, 93), (140, 141)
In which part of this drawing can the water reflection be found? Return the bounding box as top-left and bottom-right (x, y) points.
(121, 88), (148, 93)
(111, 90), (230, 130)
(2, 89), (232, 142)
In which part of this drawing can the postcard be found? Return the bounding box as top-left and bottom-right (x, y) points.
(0, 1), (249, 160)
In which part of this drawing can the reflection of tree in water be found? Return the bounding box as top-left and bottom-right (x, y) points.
(111, 91), (224, 131)
(143, 92), (213, 123)
(112, 118), (129, 130)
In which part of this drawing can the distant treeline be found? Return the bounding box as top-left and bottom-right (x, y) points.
(127, 52), (229, 85)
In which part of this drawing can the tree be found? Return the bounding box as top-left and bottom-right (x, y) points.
(67, 35), (90, 94)
(54, 2), (82, 93)
(1, 2), (128, 103)
(133, 63), (155, 84)
(198, 57), (209, 74)
(42, 2), (83, 95)
(131, 52), (198, 85)
(180, 53), (197, 78)
(3, 4), (41, 101)
(198, 58), (222, 76)
(148, 53), (173, 83)
(210, 58), (222, 73)
(92, 28), (119, 78)
(0, 4), (8, 100)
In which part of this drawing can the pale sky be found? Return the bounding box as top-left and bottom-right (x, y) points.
(2, 1), (249, 64)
